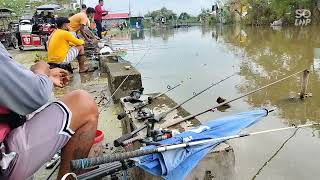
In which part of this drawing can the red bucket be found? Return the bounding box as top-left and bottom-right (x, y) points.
(89, 130), (105, 157)
(94, 130), (104, 144)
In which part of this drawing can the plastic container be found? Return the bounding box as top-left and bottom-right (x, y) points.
(88, 130), (105, 157)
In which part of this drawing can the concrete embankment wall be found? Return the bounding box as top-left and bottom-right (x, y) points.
(100, 55), (235, 179)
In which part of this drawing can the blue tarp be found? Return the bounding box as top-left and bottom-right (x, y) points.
(133, 109), (268, 179)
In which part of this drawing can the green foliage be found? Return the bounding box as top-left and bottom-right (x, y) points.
(240, 0), (318, 25)
(198, 9), (211, 23)
(178, 12), (191, 20)
(208, 16), (218, 25)
(1, 0), (27, 16)
(145, 7), (177, 22)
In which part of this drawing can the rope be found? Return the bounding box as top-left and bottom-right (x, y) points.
(251, 127), (300, 180)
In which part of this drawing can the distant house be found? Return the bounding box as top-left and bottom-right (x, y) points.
(61, 0), (78, 10)
(62, 3), (78, 10)
(102, 13), (129, 27)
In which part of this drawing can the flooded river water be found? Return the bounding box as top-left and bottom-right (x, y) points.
(8, 25), (320, 179)
(111, 25), (320, 180)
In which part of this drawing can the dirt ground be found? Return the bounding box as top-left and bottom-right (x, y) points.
(8, 48), (123, 179)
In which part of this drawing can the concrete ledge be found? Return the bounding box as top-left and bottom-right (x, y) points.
(99, 55), (122, 72)
(120, 94), (235, 180)
(105, 62), (142, 102)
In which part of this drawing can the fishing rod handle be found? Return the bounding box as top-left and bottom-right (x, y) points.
(113, 125), (147, 147)
(114, 133), (135, 147)
(122, 135), (143, 146)
(70, 148), (156, 171)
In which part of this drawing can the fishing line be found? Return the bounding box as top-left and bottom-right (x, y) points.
(98, 42), (153, 113)
(251, 127), (300, 180)
(97, 49), (212, 113)
(164, 69), (306, 128)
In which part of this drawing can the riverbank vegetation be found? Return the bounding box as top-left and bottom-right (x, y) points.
(239, 0), (320, 25)
(2, 0), (79, 17)
(144, 0), (320, 27)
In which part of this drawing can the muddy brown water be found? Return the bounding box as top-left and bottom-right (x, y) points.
(7, 25), (320, 179)
(110, 26), (320, 180)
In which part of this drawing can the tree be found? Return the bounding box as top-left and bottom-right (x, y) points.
(198, 9), (211, 22)
(1, 0), (27, 16)
(145, 7), (177, 22)
(179, 12), (191, 20)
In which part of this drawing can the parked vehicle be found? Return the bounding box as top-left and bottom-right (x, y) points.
(18, 4), (59, 50)
(0, 8), (19, 49)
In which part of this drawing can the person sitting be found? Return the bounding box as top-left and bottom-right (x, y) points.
(69, 7), (97, 44)
(0, 42), (99, 180)
(47, 17), (89, 73)
(45, 12), (55, 24)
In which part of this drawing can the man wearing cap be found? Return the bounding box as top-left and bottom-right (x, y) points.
(94, 0), (108, 39)
(69, 7), (96, 43)
(47, 17), (89, 73)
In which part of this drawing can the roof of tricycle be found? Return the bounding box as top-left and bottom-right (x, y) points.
(0, 8), (16, 18)
(0, 8), (14, 13)
(20, 15), (33, 20)
(36, 4), (60, 12)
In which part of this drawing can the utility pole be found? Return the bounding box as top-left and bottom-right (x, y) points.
(129, 0), (131, 16)
(129, 0), (131, 29)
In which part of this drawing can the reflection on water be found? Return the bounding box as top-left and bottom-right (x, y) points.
(115, 25), (320, 179)
(219, 25), (320, 126)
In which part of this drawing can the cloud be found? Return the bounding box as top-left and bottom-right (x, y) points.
(83, 0), (213, 16)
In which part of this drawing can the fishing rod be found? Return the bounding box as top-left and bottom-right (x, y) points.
(98, 45), (152, 113)
(71, 123), (320, 170)
(116, 83), (183, 121)
(162, 69), (306, 128)
(77, 161), (134, 180)
(119, 82), (184, 116)
(124, 47), (175, 51)
(113, 73), (237, 147)
(121, 69), (306, 145)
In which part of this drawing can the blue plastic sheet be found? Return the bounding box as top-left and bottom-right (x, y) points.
(133, 109), (268, 179)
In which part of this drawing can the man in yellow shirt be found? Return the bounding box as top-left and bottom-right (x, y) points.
(69, 7), (96, 43)
(47, 17), (89, 73)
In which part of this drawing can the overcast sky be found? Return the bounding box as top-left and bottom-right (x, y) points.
(83, 0), (214, 16)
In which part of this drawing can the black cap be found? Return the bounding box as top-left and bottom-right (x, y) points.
(56, 17), (70, 28)
(81, 4), (87, 9)
(86, 7), (96, 14)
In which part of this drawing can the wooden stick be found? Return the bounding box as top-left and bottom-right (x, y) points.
(300, 69), (310, 99)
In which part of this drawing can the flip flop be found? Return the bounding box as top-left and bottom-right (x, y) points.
(79, 67), (98, 73)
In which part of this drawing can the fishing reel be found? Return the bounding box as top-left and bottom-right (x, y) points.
(135, 108), (154, 121)
(141, 128), (173, 145)
(145, 119), (172, 141)
(150, 129), (173, 142)
(132, 97), (153, 111)
(130, 88), (144, 99)
(123, 88), (145, 104)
